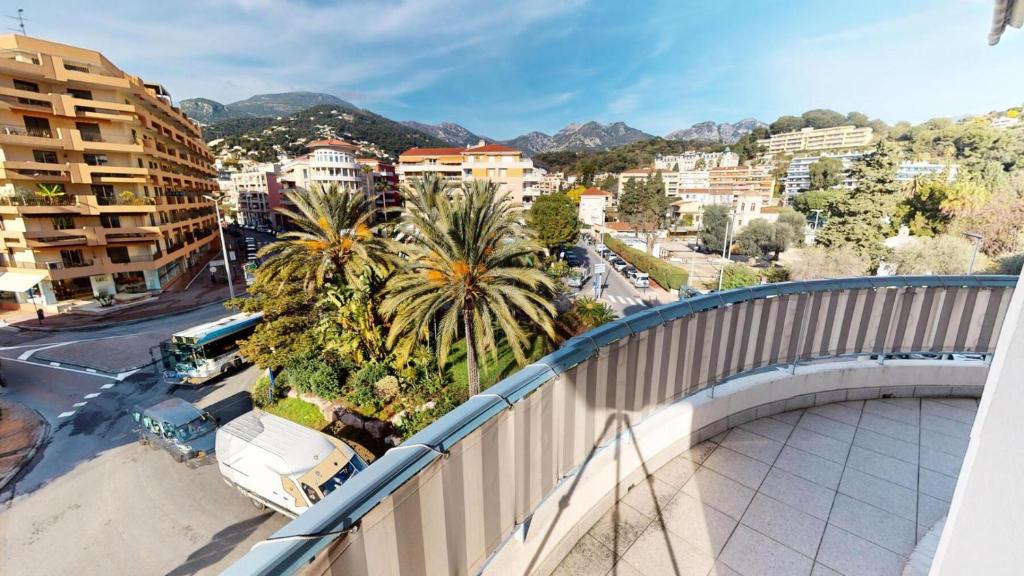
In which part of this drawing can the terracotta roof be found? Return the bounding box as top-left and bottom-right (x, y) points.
(580, 187), (611, 197)
(400, 147), (466, 157)
(307, 138), (356, 150)
(464, 143), (519, 154)
(622, 167), (656, 175)
(606, 222), (636, 231)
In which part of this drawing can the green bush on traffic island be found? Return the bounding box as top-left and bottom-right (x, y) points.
(602, 234), (688, 290)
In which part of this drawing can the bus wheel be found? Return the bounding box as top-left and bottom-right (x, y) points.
(233, 358), (243, 370)
(250, 497), (266, 511)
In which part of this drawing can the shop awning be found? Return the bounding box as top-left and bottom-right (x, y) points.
(0, 269), (48, 293)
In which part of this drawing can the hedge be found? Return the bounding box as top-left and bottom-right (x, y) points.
(602, 234), (688, 290)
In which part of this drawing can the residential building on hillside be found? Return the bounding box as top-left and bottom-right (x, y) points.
(0, 35), (219, 309)
(618, 167), (679, 198)
(676, 169), (710, 191)
(221, 163), (280, 229)
(537, 170), (564, 195)
(896, 160), (958, 182)
(397, 141), (542, 207)
(281, 139), (364, 191)
(654, 150), (736, 171)
(782, 150), (866, 196)
(990, 115), (1020, 129)
(577, 187), (611, 226)
(758, 125), (873, 154)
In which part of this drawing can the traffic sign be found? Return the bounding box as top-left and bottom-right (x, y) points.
(595, 263), (606, 274)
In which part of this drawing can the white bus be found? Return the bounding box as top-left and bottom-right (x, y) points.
(161, 312), (262, 386)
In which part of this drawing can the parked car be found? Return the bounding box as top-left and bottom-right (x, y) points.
(566, 270), (585, 289)
(631, 272), (650, 289)
(612, 259), (629, 272)
(623, 266), (637, 279)
(129, 397), (218, 464)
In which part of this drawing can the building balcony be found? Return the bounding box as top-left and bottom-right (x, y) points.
(225, 275), (1019, 576)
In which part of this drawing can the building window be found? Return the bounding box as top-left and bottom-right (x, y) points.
(107, 246), (130, 264)
(52, 216), (75, 230)
(23, 116), (52, 138)
(33, 150), (58, 164)
(75, 122), (102, 142)
(67, 88), (93, 100)
(60, 249), (87, 267)
(84, 154), (109, 166)
(100, 214), (121, 228)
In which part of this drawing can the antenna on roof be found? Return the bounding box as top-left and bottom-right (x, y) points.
(6, 8), (27, 35)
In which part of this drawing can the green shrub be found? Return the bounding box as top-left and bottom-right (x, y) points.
(719, 263), (760, 290)
(346, 361), (392, 412)
(394, 391), (463, 439)
(764, 265), (791, 283)
(252, 373), (286, 408)
(374, 375), (400, 403)
(997, 252), (1024, 275)
(284, 353), (346, 400)
(603, 234), (688, 289)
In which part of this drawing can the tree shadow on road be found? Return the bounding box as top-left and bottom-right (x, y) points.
(164, 512), (275, 576)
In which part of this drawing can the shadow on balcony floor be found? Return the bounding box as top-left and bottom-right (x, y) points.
(553, 397), (978, 576)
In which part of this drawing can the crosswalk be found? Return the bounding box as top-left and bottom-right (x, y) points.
(603, 294), (651, 307)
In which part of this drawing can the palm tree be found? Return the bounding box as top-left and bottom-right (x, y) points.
(573, 297), (619, 328)
(257, 183), (390, 291)
(382, 178), (556, 396)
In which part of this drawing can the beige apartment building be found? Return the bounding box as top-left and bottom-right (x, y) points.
(397, 141), (542, 207)
(0, 35), (218, 309)
(757, 125), (873, 154)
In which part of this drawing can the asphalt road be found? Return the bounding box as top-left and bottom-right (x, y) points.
(0, 305), (287, 575)
(571, 243), (657, 317)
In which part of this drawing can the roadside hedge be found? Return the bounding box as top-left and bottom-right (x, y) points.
(602, 234), (688, 290)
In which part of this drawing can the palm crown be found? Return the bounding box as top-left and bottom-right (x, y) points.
(382, 177), (556, 396)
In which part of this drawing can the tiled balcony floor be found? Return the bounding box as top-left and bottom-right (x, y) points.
(553, 397), (978, 576)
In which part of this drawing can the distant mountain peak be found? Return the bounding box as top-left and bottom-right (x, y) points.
(666, 118), (766, 144)
(400, 121), (492, 147)
(505, 121), (653, 155)
(180, 91), (356, 124)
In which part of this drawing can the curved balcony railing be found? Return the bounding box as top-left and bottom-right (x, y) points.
(227, 275), (1018, 575)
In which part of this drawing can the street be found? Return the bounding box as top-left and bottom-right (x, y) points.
(0, 303), (287, 576)
(571, 242), (660, 316)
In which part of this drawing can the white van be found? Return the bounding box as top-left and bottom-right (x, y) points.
(216, 411), (367, 517)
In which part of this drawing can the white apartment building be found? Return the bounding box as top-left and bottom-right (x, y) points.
(758, 125), (873, 155)
(654, 149), (738, 171)
(577, 188), (611, 226)
(896, 160), (958, 182)
(782, 151), (866, 196)
(280, 139), (365, 192)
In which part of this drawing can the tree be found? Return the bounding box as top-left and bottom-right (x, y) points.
(699, 204), (731, 252)
(736, 219), (794, 260)
(718, 263), (760, 290)
(808, 157), (845, 189)
(770, 115), (805, 135)
(786, 245), (869, 280)
(816, 140), (904, 268)
(792, 188), (845, 216)
(778, 210), (808, 240)
(527, 193), (580, 250)
(257, 183), (391, 291)
(565, 185), (586, 204)
(229, 266), (319, 371)
(889, 235), (989, 275)
(846, 111), (870, 127)
(694, 158), (707, 171)
(382, 179), (556, 396)
(947, 174), (1024, 256)
(618, 172), (670, 253)
(801, 109), (847, 130)
(901, 178), (953, 237)
(597, 174), (618, 194)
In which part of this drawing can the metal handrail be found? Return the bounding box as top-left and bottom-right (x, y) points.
(226, 275), (1019, 575)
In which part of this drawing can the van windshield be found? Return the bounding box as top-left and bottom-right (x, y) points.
(319, 459), (364, 497)
(174, 414), (215, 442)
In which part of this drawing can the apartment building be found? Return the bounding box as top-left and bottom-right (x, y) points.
(577, 187), (611, 226)
(654, 149), (738, 171)
(537, 170), (564, 195)
(0, 35), (218, 309)
(618, 167), (680, 198)
(757, 125), (873, 154)
(397, 141), (542, 207)
(219, 163), (280, 229)
(281, 139), (364, 191)
(895, 160), (958, 182)
(782, 150), (866, 196)
(356, 157), (401, 218)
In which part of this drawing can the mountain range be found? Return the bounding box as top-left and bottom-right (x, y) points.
(665, 118), (767, 144)
(183, 91), (766, 159)
(180, 92), (356, 124)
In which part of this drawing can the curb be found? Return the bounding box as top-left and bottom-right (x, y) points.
(0, 402), (50, 495)
(12, 297), (234, 333)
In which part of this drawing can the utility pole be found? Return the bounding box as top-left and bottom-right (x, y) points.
(7, 9), (27, 35)
(718, 209), (736, 291)
(204, 195), (235, 299)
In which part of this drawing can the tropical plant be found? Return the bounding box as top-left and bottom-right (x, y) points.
(572, 297), (619, 329)
(383, 178), (556, 396)
(315, 278), (389, 364)
(257, 183), (391, 291)
(34, 183), (66, 205)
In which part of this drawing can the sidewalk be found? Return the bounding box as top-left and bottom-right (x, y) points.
(8, 257), (246, 332)
(0, 396), (48, 492)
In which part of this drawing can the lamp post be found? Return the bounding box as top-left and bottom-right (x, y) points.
(963, 232), (983, 274)
(718, 209), (736, 291)
(204, 195), (235, 299)
(811, 209), (823, 230)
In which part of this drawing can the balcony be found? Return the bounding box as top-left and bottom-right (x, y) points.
(225, 275), (1019, 576)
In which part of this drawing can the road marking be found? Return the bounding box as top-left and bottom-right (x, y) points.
(84, 393), (100, 399)
(1, 357), (118, 380)
(85, 368), (97, 373)
(49, 362), (61, 367)
(58, 411), (76, 418)
(73, 402), (87, 408)
(100, 383), (114, 389)
(115, 369), (139, 381)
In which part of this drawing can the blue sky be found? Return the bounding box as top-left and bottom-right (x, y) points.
(24, 0), (1024, 139)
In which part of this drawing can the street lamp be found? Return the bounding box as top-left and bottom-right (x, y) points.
(204, 194), (235, 299)
(963, 232), (984, 274)
(717, 209), (737, 291)
(811, 209), (823, 230)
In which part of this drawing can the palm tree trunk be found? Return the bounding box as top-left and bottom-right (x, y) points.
(463, 309), (480, 397)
